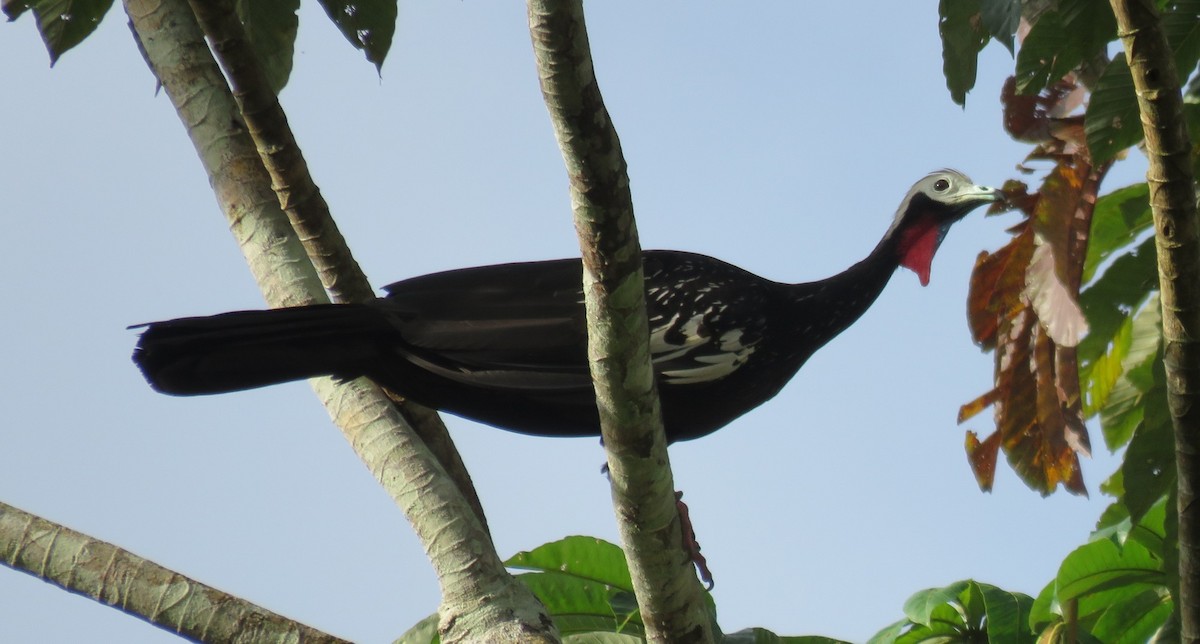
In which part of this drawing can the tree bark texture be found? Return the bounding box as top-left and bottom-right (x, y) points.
(0, 501), (347, 642)
(527, 1), (715, 642)
(184, 0), (489, 538)
(1110, 0), (1200, 638)
(123, 1), (554, 640)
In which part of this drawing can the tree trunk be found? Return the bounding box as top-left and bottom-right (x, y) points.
(1109, 0), (1200, 637)
(526, 1), (715, 641)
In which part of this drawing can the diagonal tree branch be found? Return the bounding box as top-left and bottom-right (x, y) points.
(0, 501), (348, 642)
(1109, 0), (1200, 636)
(122, 0), (554, 640)
(526, 1), (714, 641)
(182, 0), (488, 536)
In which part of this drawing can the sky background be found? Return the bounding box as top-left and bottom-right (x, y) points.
(1, 3), (1144, 642)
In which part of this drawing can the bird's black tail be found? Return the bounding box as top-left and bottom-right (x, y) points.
(132, 304), (396, 395)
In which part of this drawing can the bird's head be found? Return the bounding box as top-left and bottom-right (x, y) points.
(887, 169), (1001, 286)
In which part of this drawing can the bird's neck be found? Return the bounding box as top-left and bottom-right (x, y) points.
(784, 232), (905, 352)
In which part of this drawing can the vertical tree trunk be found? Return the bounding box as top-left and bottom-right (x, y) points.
(526, 1), (714, 641)
(1109, 0), (1200, 637)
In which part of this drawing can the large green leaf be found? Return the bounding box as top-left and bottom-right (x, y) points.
(507, 536), (634, 591)
(1089, 588), (1172, 643)
(1097, 296), (1162, 450)
(865, 620), (907, 644)
(886, 580), (1034, 643)
(1056, 538), (1163, 606)
(1077, 235), (1158, 366)
(517, 571), (644, 638)
(395, 613), (440, 644)
(25, 0), (112, 65)
(1093, 499), (1132, 545)
(1029, 578), (1061, 630)
(1082, 183), (1152, 285)
(1162, 0), (1200, 79)
(1082, 312), (1132, 418)
(1086, 54), (1141, 165)
(235, 0), (299, 94)
(938, 0), (989, 106)
(974, 581), (1036, 643)
(895, 603), (969, 643)
(980, 0), (1019, 55)
(1122, 362), (1173, 524)
(317, 0), (397, 72)
(1127, 495), (1168, 556)
(1015, 0), (1116, 95)
(901, 580), (970, 625)
(506, 537), (644, 637)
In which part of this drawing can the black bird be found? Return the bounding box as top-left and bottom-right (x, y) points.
(133, 170), (999, 442)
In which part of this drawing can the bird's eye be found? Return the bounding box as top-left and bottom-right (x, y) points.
(934, 179), (950, 192)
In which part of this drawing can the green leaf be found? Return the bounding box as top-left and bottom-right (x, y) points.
(1127, 495), (1168, 556)
(317, 0), (397, 72)
(974, 581), (1036, 643)
(1098, 296), (1162, 450)
(1093, 500), (1132, 545)
(1082, 313), (1131, 417)
(902, 580), (970, 625)
(865, 619), (907, 644)
(1056, 538), (1163, 606)
(506, 536), (634, 591)
(26, 0), (112, 65)
(1078, 235), (1158, 367)
(1015, 0), (1116, 95)
(235, 0), (299, 94)
(517, 571), (644, 637)
(1029, 578), (1060, 629)
(395, 612), (440, 644)
(1122, 364), (1174, 524)
(895, 603), (970, 644)
(939, 0), (989, 106)
(506, 537), (648, 638)
(1086, 54), (1142, 164)
(1082, 183), (1152, 285)
(980, 0), (1019, 55)
(1089, 588), (1172, 643)
(1163, 0), (1200, 76)
(1015, 11), (1068, 94)
(2, 0), (30, 20)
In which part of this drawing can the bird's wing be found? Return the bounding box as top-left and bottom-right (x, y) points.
(641, 253), (768, 386)
(380, 258), (592, 389)
(379, 252), (767, 390)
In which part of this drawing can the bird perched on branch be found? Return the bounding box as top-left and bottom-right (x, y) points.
(132, 170), (999, 442)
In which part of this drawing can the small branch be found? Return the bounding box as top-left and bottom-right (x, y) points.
(123, 0), (554, 640)
(183, 0), (489, 537)
(185, 0), (367, 302)
(0, 501), (347, 642)
(1109, 0), (1200, 637)
(526, 1), (714, 641)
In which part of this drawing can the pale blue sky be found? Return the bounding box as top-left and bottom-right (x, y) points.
(1, 3), (1138, 642)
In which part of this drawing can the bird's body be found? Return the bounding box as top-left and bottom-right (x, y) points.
(133, 170), (1000, 442)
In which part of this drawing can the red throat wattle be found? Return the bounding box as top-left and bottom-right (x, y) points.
(898, 218), (942, 287)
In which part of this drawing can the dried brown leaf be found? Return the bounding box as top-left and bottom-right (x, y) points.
(1025, 235), (1089, 347)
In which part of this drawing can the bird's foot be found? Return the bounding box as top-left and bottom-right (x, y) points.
(676, 491), (713, 589)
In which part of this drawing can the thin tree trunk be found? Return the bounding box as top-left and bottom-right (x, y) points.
(123, 0), (555, 640)
(1109, 0), (1200, 638)
(526, 1), (714, 641)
